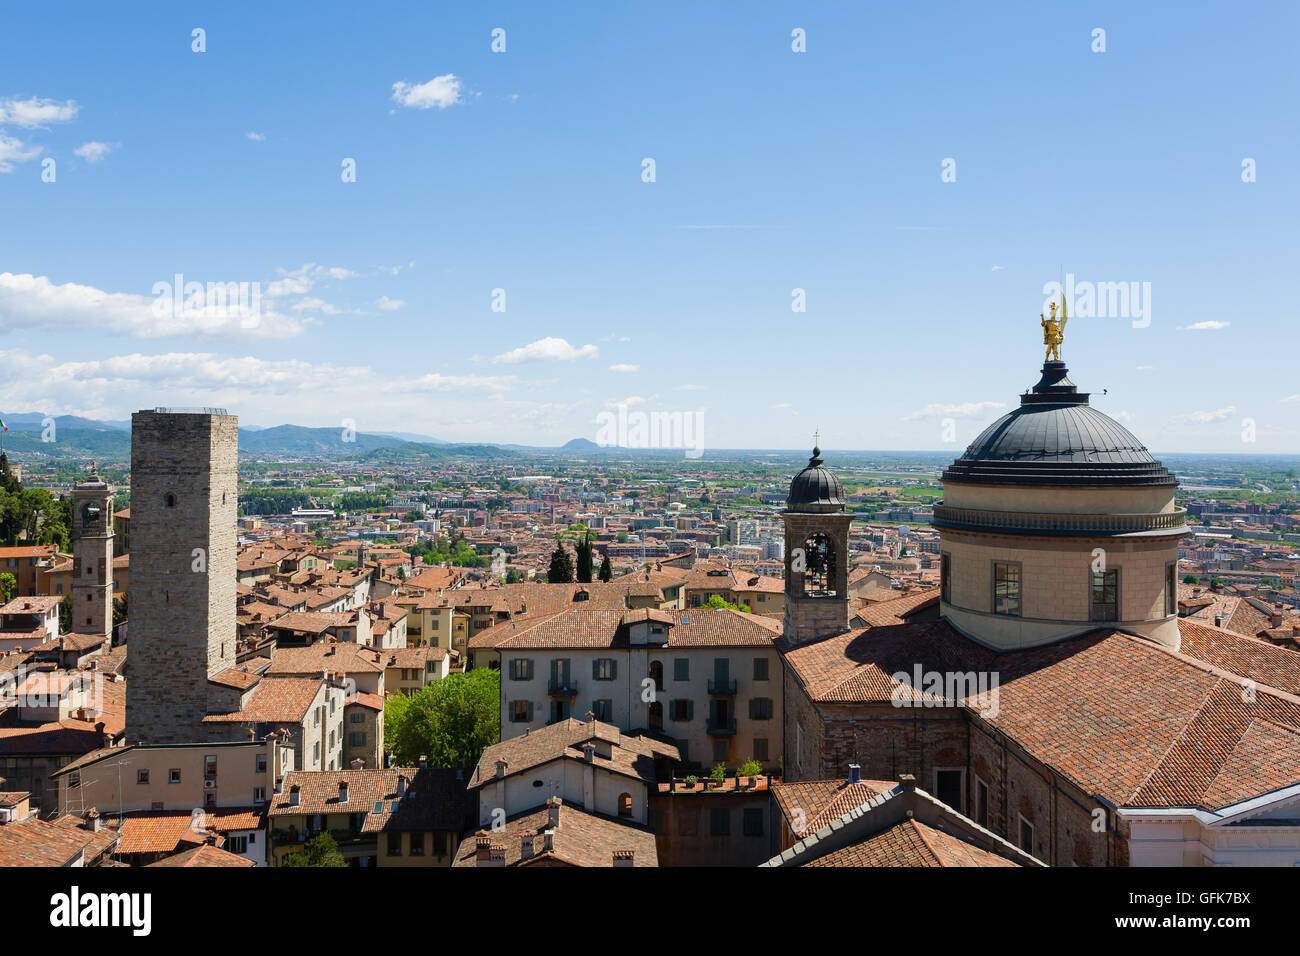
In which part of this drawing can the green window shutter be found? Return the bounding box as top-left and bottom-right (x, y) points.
(610, 659), (617, 680)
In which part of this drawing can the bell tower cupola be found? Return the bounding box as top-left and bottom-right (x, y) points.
(782, 440), (853, 645)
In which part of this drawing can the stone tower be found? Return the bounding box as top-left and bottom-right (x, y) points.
(71, 463), (114, 640)
(126, 408), (239, 744)
(782, 445), (852, 645)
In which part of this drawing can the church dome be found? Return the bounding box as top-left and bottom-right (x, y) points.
(942, 362), (1175, 487)
(787, 447), (845, 512)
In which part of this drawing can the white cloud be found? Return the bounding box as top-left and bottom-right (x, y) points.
(1136, 365), (1154, 371)
(771, 402), (792, 409)
(991, 265), (1005, 272)
(608, 364), (639, 373)
(0, 131), (41, 172)
(1176, 321), (1230, 331)
(0, 96), (78, 128)
(246, 131), (265, 142)
(289, 297), (343, 315)
(903, 401), (1006, 421)
(605, 395), (646, 408)
(492, 337), (599, 364)
(74, 141), (118, 162)
(0, 272), (308, 340)
(391, 75), (462, 110)
(1173, 405), (1236, 424)
(375, 296), (406, 311)
(1281, 395), (1300, 404)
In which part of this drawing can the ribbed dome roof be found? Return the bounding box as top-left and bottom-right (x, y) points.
(943, 362), (1175, 487)
(787, 447), (846, 512)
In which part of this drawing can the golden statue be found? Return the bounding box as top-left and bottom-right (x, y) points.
(1040, 295), (1067, 362)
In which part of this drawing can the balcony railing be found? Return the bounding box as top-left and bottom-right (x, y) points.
(706, 718), (737, 736)
(547, 678), (579, 697)
(931, 505), (1188, 537)
(707, 678), (737, 695)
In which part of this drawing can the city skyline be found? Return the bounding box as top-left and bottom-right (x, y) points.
(1, 2), (1296, 453)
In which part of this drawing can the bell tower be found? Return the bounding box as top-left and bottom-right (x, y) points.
(782, 444), (852, 645)
(71, 462), (115, 640)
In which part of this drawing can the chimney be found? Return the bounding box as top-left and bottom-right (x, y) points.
(418, 754), (428, 770)
(338, 780), (349, 803)
(495, 759), (509, 779)
(289, 785), (300, 807)
(86, 808), (101, 832)
(898, 773), (917, 792)
(847, 763), (861, 785)
(612, 849), (634, 867)
(542, 829), (555, 852)
(247, 727), (256, 741)
(1215, 614), (1224, 628)
(397, 775), (407, 797)
(1271, 607), (1284, 627)
(582, 742), (595, 764)
(475, 836), (492, 863)
(546, 795), (562, 829)
(520, 832), (535, 860)
(351, 758), (365, 771)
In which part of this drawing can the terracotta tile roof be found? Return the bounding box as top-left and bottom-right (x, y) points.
(470, 718), (679, 788)
(382, 646), (447, 669)
(0, 818), (98, 866)
(266, 641), (384, 676)
(772, 778), (895, 836)
(470, 607), (780, 651)
(269, 766), (465, 831)
(146, 843), (255, 867)
(202, 677), (324, 723)
(853, 587), (942, 628)
(1177, 618), (1300, 696)
(783, 618), (1300, 812)
(452, 801), (657, 867)
(805, 817), (1019, 867)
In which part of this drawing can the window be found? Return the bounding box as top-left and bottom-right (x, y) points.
(350, 712), (365, 724)
(549, 700), (570, 723)
(254, 787), (266, 802)
(753, 657), (769, 681)
(673, 658), (689, 681)
(68, 773), (81, 789)
(508, 658), (534, 681)
(255, 754), (267, 773)
(617, 792), (633, 818)
(226, 835), (248, 854)
(710, 808), (730, 836)
(934, 769), (964, 810)
(1165, 563), (1177, 616)
(511, 700), (534, 722)
(204, 756), (218, 777)
(669, 699), (693, 721)
(743, 808), (764, 837)
(387, 833), (401, 856)
(712, 739), (728, 763)
(137, 770), (149, 785)
(349, 732), (366, 747)
(801, 532), (838, 596)
(313, 742), (321, 763)
(975, 777), (989, 829)
(592, 699), (612, 722)
(409, 834), (425, 856)
(753, 737), (769, 762)
(992, 562), (1021, 616)
(1090, 569), (1119, 622)
(593, 658), (617, 681)
(940, 552), (951, 603)
(168, 769), (181, 784)
(748, 697), (773, 720)
(1019, 816), (1035, 856)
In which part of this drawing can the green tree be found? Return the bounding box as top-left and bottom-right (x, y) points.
(281, 832), (347, 867)
(547, 540), (575, 583)
(58, 593), (72, 633)
(598, 554), (613, 582)
(575, 533), (594, 583)
(617, 531), (629, 544)
(0, 572), (14, 601)
(703, 594), (750, 613)
(384, 669), (500, 770)
(112, 592), (128, 628)
(1182, 574), (1199, 585)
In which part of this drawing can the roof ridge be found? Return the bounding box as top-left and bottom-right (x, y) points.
(905, 817), (947, 867)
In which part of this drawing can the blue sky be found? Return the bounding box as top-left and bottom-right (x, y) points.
(0, 1), (1296, 453)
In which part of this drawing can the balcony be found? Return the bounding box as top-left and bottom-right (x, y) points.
(931, 505), (1189, 538)
(706, 717), (737, 736)
(707, 678), (737, 695)
(547, 678), (580, 697)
